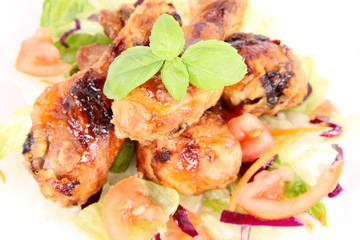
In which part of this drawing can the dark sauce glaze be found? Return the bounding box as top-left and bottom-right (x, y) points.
(153, 147), (171, 163)
(49, 179), (80, 197)
(68, 70), (113, 136)
(22, 133), (34, 154)
(226, 32), (294, 109)
(261, 69), (293, 108)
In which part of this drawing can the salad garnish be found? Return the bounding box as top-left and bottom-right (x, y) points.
(60, 19), (81, 48)
(220, 211), (304, 227)
(172, 205), (199, 237)
(1, 0), (355, 239)
(310, 117), (343, 138)
(104, 14), (247, 100)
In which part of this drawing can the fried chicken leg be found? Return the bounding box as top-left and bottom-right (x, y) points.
(221, 33), (308, 116)
(137, 111), (242, 195)
(23, 0), (177, 207)
(111, 0), (248, 142)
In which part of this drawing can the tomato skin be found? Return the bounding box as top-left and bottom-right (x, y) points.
(102, 176), (168, 240)
(227, 113), (275, 162)
(309, 99), (339, 119)
(15, 27), (71, 77)
(236, 159), (344, 220)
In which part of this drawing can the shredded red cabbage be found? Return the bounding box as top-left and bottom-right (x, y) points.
(328, 183), (343, 198)
(172, 205), (199, 237)
(241, 225), (251, 240)
(327, 144), (344, 198)
(151, 233), (161, 240)
(332, 144), (344, 162)
(240, 154), (278, 182)
(60, 19), (81, 48)
(220, 210), (303, 227)
(134, 0), (144, 7)
(303, 83), (313, 102)
(88, 14), (99, 21)
(310, 117), (343, 138)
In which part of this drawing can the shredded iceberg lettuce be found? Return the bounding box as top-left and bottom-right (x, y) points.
(286, 56), (329, 115)
(41, 0), (112, 67)
(74, 178), (179, 240)
(72, 203), (110, 240)
(0, 106), (32, 159)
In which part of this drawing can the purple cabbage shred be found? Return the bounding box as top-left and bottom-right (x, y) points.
(332, 144), (344, 162)
(327, 144), (344, 198)
(328, 183), (343, 198)
(134, 0), (144, 7)
(60, 19), (81, 48)
(151, 233), (161, 240)
(172, 205), (199, 237)
(88, 14), (99, 21)
(220, 210), (303, 227)
(302, 83), (313, 102)
(310, 117), (343, 138)
(241, 225), (251, 240)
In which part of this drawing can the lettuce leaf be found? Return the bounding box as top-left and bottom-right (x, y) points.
(0, 106), (32, 159)
(285, 56), (329, 114)
(72, 203), (110, 240)
(74, 178), (179, 240)
(41, 0), (112, 67)
(54, 33), (111, 65)
(109, 138), (135, 174)
(41, 0), (101, 38)
(140, 179), (180, 216)
(270, 158), (327, 224)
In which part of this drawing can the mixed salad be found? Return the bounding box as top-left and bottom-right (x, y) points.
(1, 0), (360, 240)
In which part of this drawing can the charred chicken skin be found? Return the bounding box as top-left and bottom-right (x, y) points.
(221, 33), (308, 116)
(136, 111), (242, 195)
(23, 0), (177, 207)
(111, 0), (248, 142)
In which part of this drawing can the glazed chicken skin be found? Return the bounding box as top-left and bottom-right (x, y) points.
(136, 111), (242, 195)
(23, 0), (177, 207)
(111, 0), (248, 142)
(221, 33), (308, 116)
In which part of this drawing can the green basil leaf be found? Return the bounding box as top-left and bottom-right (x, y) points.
(104, 46), (164, 100)
(109, 139), (135, 174)
(161, 58), (189, 100)
(181, 40), (247, 90)
(149, 14), (185, 60)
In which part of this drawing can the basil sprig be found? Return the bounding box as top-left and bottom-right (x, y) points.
(104, 14), (247, 101)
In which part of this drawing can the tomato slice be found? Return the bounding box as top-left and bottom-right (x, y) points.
(102, 176), (168, 240)
(15, 27), (71, 77)
(309, 99), (339, 119)
(235, 159), (343, 220)
(227, 113), (275, 162)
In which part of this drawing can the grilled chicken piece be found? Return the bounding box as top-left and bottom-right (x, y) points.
(76, 43), (108, 70)
(23, 0), (176, 207)
(111, 0), (248, 142)
(221, 33), (308, 116)
(99, 4), (135, 41)
(137, 111), (242, 195)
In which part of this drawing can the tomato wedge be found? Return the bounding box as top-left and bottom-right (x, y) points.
(235, 159), (344, 220)
(102, 176), (168, 240)
(227, 113), (275, 162)
(15, 27), (71, 77)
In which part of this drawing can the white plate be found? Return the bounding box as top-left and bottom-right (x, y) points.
(1, 0), (360, 239)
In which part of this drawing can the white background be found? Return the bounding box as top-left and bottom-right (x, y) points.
(0, 0), (360, 239)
